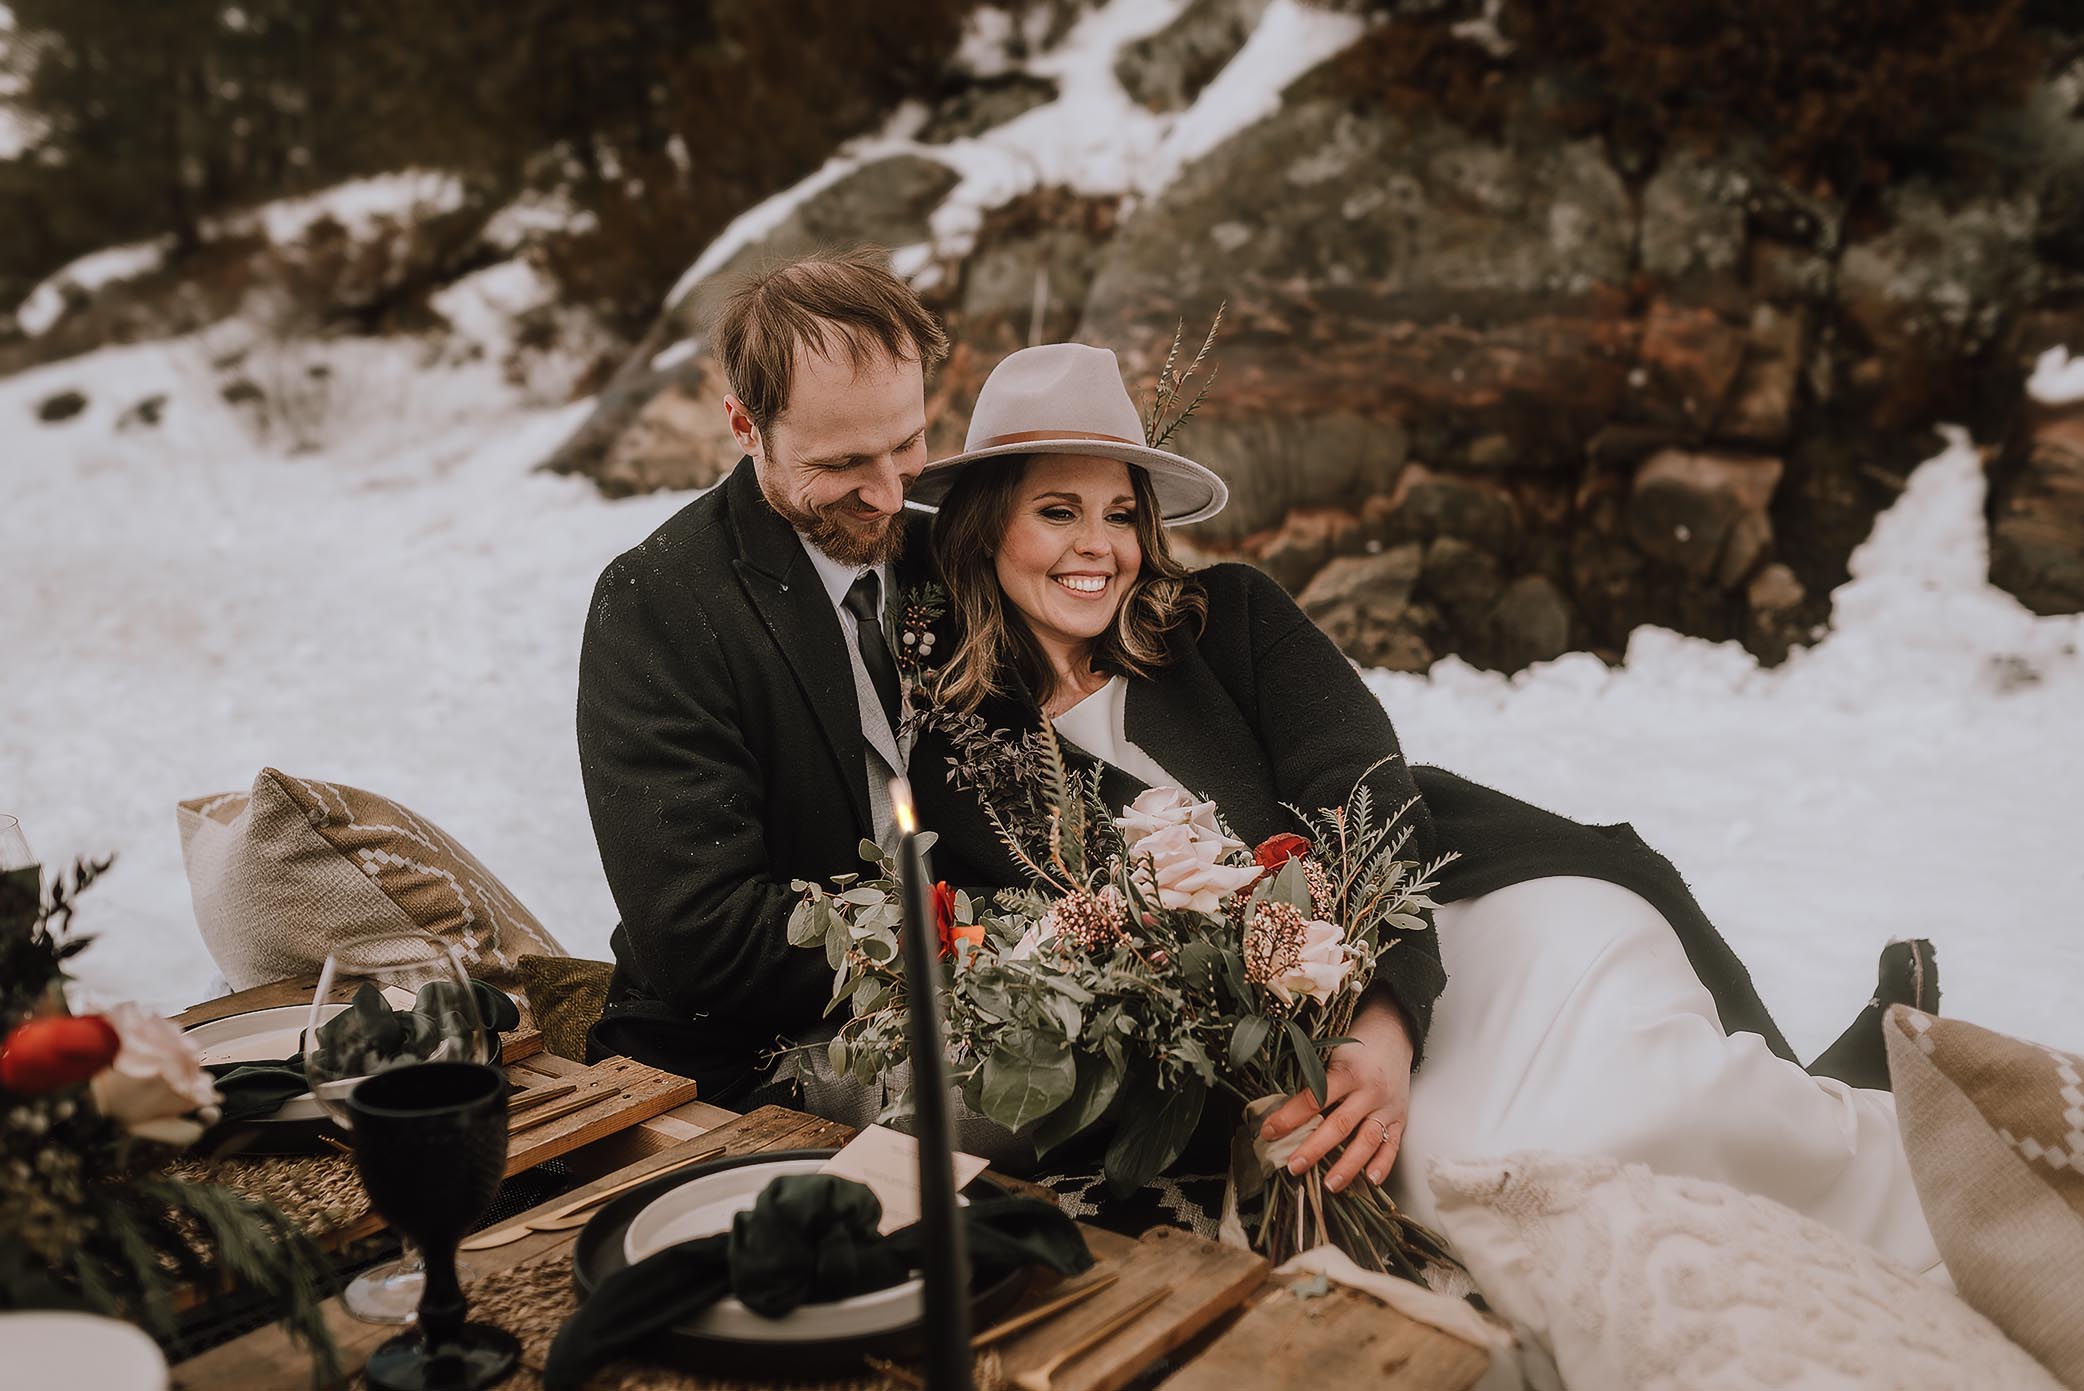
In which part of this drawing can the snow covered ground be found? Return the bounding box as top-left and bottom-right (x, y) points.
(2, 331), (2080, 1063)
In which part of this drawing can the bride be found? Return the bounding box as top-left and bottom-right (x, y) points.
(904, 342), (1944, 1276)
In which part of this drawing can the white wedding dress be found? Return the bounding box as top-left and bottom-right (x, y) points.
(1054, 677), (1944, 1277)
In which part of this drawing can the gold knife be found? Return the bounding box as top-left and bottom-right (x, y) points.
(458, 1142), (728, 1250)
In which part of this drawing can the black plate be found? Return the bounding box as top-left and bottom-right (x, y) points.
(571, 1147), (1030, 1381)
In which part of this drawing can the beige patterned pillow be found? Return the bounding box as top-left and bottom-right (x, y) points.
(1888, 1006), (2084, 1388)
(1429, 1150), (2059, 1391)
(178, 768), (564, 990)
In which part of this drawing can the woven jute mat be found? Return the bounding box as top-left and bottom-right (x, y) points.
(356, 1249), (1008, 1391)
(168, 1152), (370, 1238)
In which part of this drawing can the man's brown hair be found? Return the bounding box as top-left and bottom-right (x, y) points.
(710, 248), (949, 435)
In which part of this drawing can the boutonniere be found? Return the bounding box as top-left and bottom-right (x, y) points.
(894, 582), (949, 733)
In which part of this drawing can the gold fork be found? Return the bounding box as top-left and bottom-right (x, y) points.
(1012, 1284), (1173, 1391)
(972, 1271), (1120, 1349)
(862, 1273), (1128, 1391)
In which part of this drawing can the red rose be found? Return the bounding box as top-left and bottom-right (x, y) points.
(0, 1014), (121, 1095)
(1254, 833), (1312, 871)
(933, 881), (982, 960)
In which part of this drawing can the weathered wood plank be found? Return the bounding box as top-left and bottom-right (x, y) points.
(990, 1224), (1267, 1391)
(1159, 1274), (1491, 1391)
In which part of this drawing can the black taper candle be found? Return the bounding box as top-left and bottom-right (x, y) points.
(889, 777), (973, 1391)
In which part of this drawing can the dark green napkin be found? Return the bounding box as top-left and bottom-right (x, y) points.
(199, 979), (517, 1126)
(544, 1174), (1092, 1391)
(205, 1056), (312, 1124)
(306, 979), (518, 1077)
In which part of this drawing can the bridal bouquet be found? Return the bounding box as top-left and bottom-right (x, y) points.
(788, 724), (1458, 1278)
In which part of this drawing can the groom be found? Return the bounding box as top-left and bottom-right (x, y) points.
(576, 250), (946, 1101)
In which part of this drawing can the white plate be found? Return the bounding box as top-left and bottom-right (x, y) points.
(622, 1157), (962, 1342)
(180, 987), (421, 1123)
(0, 1311), (168, 1390)
(182, 1003), (340, 1122)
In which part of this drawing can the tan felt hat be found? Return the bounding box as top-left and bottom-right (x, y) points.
(906, 343), (1227, 524)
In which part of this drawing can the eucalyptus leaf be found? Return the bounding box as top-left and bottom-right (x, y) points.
(1175, 1037), (1215, 1084)
(1175, 939), (1218, 984)
(839, 887), (887, 908)
(858, 838), (883, 863)
(828, 1036), (848, 1075)
(1052, 977), (1095, 1005)
(1229, 1015), (1270, 1070)
(981, 1039), (1075, 1129)
(1030, 1049), (1122, 1156)
(785, 898), (820, 948)
(1269, 858), (1312, 911)
(1103, 1073), (1206, 1197)
(1286, 1017), (1328, 1104)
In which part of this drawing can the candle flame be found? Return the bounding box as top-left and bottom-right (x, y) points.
(890, 777), (918, 835)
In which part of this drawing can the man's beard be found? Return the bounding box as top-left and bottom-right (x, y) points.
(761, 481), (907, 568)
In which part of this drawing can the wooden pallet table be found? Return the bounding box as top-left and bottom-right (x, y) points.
(171, 1106), (1491, 1391)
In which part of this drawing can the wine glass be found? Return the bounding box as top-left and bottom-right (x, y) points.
(0, 816), (36, 935)
(0, 815), (32, 870)
(306, 932), (495, 1325)
(348, 1061), (520, 1391)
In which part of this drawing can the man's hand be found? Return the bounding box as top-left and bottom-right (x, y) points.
(1257, 997), (1415, 1192)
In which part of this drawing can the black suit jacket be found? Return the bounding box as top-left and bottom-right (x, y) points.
(576, 456), (930, 1098)
(914, 563), (1797, 1067)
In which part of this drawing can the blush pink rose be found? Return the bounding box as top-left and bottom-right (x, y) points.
(1134, 822), (1261, 915)
(1114, 787), (1225, 849)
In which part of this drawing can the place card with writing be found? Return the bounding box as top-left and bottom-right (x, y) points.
(817, 1124), (990, 1234)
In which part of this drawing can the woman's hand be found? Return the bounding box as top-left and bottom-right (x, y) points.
(1258, 998), (1414, 1192)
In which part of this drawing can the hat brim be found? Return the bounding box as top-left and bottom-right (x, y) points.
(904, 438), (1228, 525)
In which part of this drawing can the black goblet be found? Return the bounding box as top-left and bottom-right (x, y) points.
(347, 1062), (520, 1390)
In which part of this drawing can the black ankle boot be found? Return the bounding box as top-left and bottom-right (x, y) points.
(1807, 939), (1940, 1092)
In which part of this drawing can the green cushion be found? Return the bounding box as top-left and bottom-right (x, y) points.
(517, 954), (613, 1061)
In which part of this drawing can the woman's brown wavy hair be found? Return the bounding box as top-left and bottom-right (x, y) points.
(929, 453), (1206, 713)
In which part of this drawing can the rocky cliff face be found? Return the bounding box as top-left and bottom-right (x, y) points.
(543, 0), (2084, 673)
